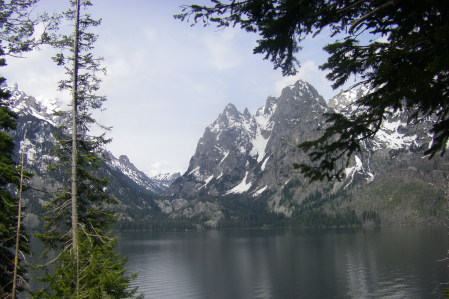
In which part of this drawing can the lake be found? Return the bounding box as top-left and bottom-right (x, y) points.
(115, 227), (449, 299)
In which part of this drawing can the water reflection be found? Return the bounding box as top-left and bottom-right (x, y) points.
(118, 228), (449, 298)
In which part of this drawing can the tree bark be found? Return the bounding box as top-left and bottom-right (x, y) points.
(71, 0), (81, 293)
(12, 150), (25, 299)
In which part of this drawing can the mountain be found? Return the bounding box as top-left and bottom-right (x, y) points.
(151, 172), (181, 189)
(106, 153), (168, 194)
(6, 84), (173, 228)
(163, 80), (449, 227)
(7, 81), (448, 230)
(167, 81), (329, 209)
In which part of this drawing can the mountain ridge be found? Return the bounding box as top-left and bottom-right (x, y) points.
(163, 80), (449, 227)
(6, 80), (448, 230)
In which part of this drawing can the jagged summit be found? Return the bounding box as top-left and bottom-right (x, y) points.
(328, 85), (371, 112)
(119, 155), (131, 164)
(243, 108), (251, 119)
(6, 84), (60, 126)
(224, 103), (238, 113)
(277, 80), (325, 106)
(106, 152), (167, 194)
(168, 79), (329, 204)
(151, 172), (181, 189)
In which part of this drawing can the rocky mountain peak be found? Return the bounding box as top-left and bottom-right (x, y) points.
(217, 103), (240, 123)
(279, 80), (324, 103)
(328, 85), (371, 112)
(119, 155), (131, 164)
(256, 96), (277, 117)
(164, 79), (449, 227)
(223, 103), (238, 113)
(168, 79), (330, 202)
(243, 108), (251, 119)
(151, 172), (181, 188)
(6, 84), (60, 126)
(208, 102), (251, 135)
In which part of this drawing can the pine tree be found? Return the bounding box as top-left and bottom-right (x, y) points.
(34, 0), (139, 297)
(0, 71), (26, 298)
(0, 1), (42, 297)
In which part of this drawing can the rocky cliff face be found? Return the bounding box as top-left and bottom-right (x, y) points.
(164, 80), (449, 226)
(167, 81), (330, 209)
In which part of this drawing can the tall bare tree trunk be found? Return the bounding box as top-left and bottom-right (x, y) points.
(71, 0), (81, 292)
(12, 150), (25, 299)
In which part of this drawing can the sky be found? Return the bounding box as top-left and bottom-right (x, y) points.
(3, 0), (347, 177)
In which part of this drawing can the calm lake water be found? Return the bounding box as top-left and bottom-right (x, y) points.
(116, 227), (449, 299)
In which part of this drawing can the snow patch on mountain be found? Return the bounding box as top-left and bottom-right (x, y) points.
(343, 153), (375, 188)
(106, 153), (165, 193)
(250, 103), (276, 162)
(345, 155), (363, 185)
(189, 166), (201, 177)
(329, 85), (421, 152)
(376, 119), (418, 149)
(6, 84), (60, 126)
(219, 150), (229, 165)
(328, 85), (371, 112)
(227, 171), (252, 194)
(261, 156), (270, 171)
(253, 186), (268, 197)
(151, 172), (181, 188)
(21, 138), (37, 162)
(199, 174), (214, 190)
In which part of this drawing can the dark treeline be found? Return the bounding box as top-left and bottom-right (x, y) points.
(112, 194), (382, 231)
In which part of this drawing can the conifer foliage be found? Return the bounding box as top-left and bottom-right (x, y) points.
(0, 1), (40, 297)
(176, 0), (449, 181)
(0, 73), (28, 298)
(35, 0), (138, 297)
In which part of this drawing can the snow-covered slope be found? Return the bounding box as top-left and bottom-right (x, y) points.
(151, 172), (181, 188)
(328, 86), (435, 187)
(8, 84), (60, 126)
(106, 153), (168, 194)
(328, 86), (430, 152)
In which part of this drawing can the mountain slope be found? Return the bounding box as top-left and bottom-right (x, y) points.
(8, 81), (448, 230)
(6, 84), (167, 228)
(151, 172), (181, 189)
(164, 80), (449, 227)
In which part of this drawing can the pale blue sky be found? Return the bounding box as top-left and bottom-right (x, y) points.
(4, 0), (346, 176)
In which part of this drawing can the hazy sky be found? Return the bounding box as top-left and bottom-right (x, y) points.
(4, 0), (347, 176)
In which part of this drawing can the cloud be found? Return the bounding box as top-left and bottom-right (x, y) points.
(202, 29), (242, 71)
(3, 45), (69, 104)
(144, 27), (157, 41)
